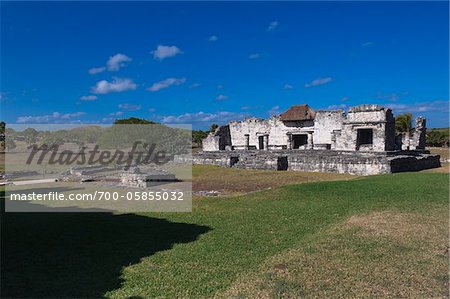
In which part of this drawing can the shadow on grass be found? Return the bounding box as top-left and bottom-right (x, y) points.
(0, 189), (210, 298)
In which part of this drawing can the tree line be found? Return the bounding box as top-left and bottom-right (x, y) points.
(0, 119), (220, 151)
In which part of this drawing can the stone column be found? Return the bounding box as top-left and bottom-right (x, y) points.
(244, 134), (250, 150)
(287, 133), (292, 150)
(263, 135), (269, 151)
(412, 117), (426, 150)
(330, 131), (336, 150)
(307, 133), (313, 149)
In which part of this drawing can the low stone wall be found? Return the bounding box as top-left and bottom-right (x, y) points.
(192, 152), (235, 168)
(192, 150), (441, 175)
(388, 154), (441, 173)
(287, 153), (391, 175)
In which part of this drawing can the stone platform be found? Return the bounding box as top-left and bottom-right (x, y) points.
(192, 150), (441, 176)
(120, 167), (178, 188)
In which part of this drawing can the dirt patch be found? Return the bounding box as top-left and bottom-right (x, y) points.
(344, 211), (444, 247)
(429, 147), (450, 162)
(422, 162), (449, 173)
(193, 165), (355, 196)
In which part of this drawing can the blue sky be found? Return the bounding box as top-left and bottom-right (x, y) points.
(1, 1), (448, 129)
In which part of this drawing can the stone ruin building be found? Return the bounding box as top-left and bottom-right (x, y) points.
(194, 104), (440, 175)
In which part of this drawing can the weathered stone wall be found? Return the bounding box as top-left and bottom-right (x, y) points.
(217, 125), (232, 150)
(399, 117), (427, 151)
(287, 152), (391, 175)
(229, 118), (270, 149)
(202, 134), (220, 151)
(193, 150), (440, 175)
(268, 118), (294, 148)
(335, 123), (386, 152)
(313, 110), (345, 146)
(228, 117), (314, 150)
(411, 117), (426, 150)
(384, 111), (396, 151)
(389, 153), (440, 172)
(192, 152), (235, 167)
(346, 104), (387, 122)
(334, 105), (395, 152)
(203, 125), (231, 151)
(202, 104), (404, 154)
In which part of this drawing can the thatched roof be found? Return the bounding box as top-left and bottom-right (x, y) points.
(280, 104), (315, 121)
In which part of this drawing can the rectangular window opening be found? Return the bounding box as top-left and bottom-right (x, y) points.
(292, 134), (308, 149)
(357, 129), (373, 148)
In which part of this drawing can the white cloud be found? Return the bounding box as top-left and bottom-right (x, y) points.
(59, 112), (85, 119)
(376, 92), (408, 102)
(304, 77), (333, 88)
(267, 21), (279, 31)
(217, 85), (224, 90)
(215, 94), (228, 101)
(268, 105), (281, 116)
(241, 105), (262, 111)
(118, 103), (142, 111)
(101, 117), (113, 123)
(88, 67), (106, 75)
(160, 111), (248, 124)
(91, 78), (137, 94)
(362, 41), (374, 47)
(106, 53), (132, 71)
(209, 35), (218, 41)
(151, 45), (183, 60)
(341, 96), (350, 102)
(147, 77), (186, 92)
(386, 101), (449, 114)
(16, 111), (86, 123)
(326, 104), (348, 110)
(0, 91), (12, 103)
(89, 53), (132, 74)
(249, 53), (261, 59)
(109, 111), (124, 117)
(189, 83), (201, 89)
(80, 95), (98, 101)
(283, 84), (293, 90)
(148, 108), (156, 112)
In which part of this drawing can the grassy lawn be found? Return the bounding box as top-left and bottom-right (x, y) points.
(193, 164), (355, 195)
(1, 168), (448, 298)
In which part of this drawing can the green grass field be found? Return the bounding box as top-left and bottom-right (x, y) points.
(1, 168), (448, 298)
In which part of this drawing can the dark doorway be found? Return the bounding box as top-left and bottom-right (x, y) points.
(357, 129), (373, 148)
(292, 134), (308, 149)
(258, 136), (264, 150)
(277, 156), (288, 170)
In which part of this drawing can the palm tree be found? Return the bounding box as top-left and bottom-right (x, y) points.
(395, 113), (413, 150)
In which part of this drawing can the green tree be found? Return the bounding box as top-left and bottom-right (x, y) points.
(40, 135), (64, 146)
(192, 130), (208, 147)
(395, 113), (413, 150)
(209, 124), (219, 132)
(23, 128), (39, 145)
(114, 117), (157, 125)
(426, 129), (450, 147)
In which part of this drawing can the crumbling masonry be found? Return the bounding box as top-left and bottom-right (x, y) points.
(194, 104), (440, 175)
